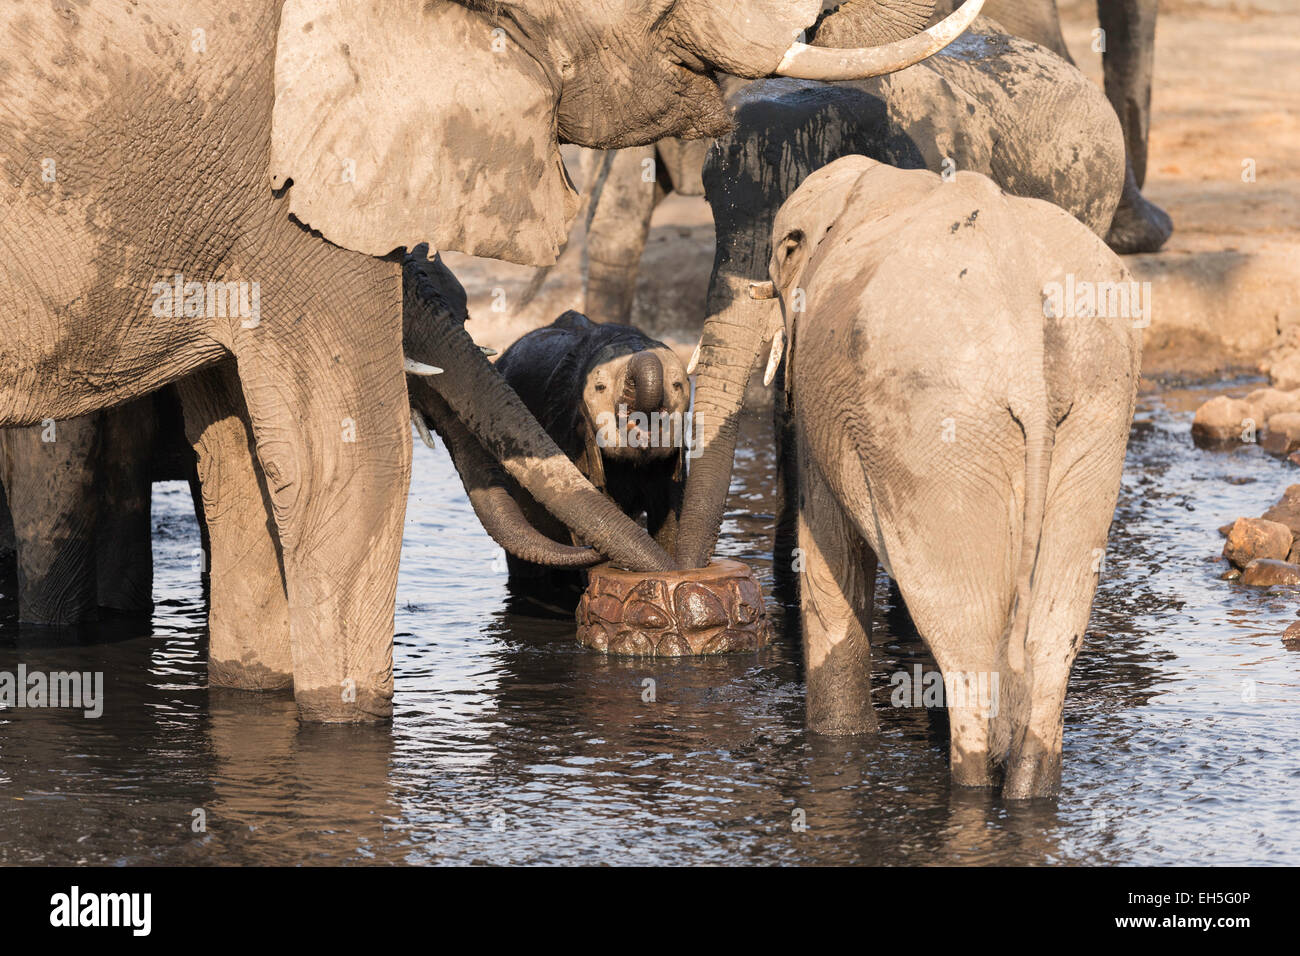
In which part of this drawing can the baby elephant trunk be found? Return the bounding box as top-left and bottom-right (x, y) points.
(626, 350), (664, 413)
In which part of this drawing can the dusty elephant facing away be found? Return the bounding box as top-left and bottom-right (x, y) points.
(0, 0), (985, 720)
(766, 157), (1141, 797)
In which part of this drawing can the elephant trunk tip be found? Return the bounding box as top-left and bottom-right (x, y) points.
(625, 350), (665, 413)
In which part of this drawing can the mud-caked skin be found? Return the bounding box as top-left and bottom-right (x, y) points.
(767, 156), (1141, 798)
(940, 0), (1170, 254)
(493, 314), (691, 589)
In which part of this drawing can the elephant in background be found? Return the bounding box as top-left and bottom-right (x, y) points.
(765, 156), (1140, 797)
(2, 0), (983, 719)
(939, 0), (1169, 252)
(675, 10), (1131, 569)
(561, 0), (1169, 326)
(0, 394), (197, 626)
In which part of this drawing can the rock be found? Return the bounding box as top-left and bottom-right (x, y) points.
(1245, 387), (1300, 423)
(1218, 522), (1234, 537)
(1260, 484), (1300, 538)
(1283, 621), (1300, 648)
(673, 582), (729, 631)
(1261, 412), (1300, 455)
(1268, 350), (1300, 392)
(1222, 517), (1294, 569)
(1191, 396), (1255, 447)
(1220, 567), (1241, 581)
(625, 600), (671, 629)
(1240, 558), (1300, 587)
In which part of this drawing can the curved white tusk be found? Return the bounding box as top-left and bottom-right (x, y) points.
(686, 337), (702, 376)
(404, 358), (444, 376)
(763, 328), (785, 388)
(411, 410), (437, 450)
(479, 346), (498, 357)
(773, 0), (984, 81)
(749, 280), (777, 300)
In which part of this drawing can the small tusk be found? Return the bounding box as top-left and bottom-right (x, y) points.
(404, 358), (444, 376)
(749, 280), (777, 300)
(686, 337), (702, 375)
(763, 328), (785, 388)
(774, 0), (984, 81)
(411, 410), (437, 450)
(479, 346), (498, 357)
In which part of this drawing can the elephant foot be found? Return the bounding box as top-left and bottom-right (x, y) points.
(1001, 738), (1063, 800)
(576, 559), (770, 656)
(1105, 187), (1173, 255)
(209, 657), (294, 693)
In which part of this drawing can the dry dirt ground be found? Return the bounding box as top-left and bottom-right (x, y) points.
(446, 1), (1300, 383)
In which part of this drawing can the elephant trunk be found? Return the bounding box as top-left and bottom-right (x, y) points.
(673, 276), (776, 569)
(416, 392), (602, 569)
(627, 350), (664, 413)
(404, 254), (677, 573)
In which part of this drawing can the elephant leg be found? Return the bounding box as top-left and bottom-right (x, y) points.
(177, 363), (293, 691)
(584, 145), (660, 324)
(232, 267), (409, 722)
(0, 416), (101, 625)
(1098, 0), (1156, 187)
(1097, 0), (1170, 253)
(0, 473), (14, 576)
(797, 436), (877, 736)
(94, 398), (157, 615)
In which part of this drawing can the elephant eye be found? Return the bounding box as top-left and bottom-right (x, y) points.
(594, 383), (606, 392)
(783, 231), (804, 256)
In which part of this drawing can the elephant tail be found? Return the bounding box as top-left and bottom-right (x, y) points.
(993, 401), (1055, 763)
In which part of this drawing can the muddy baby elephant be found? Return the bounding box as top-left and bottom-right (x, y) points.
(764, 156), (1141, 798)
(492, 313), (691, 588)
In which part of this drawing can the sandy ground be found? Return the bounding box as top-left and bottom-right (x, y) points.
(446, 2), (1300, 382)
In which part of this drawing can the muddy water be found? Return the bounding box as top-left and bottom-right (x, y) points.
(1, 381), (1297, 865)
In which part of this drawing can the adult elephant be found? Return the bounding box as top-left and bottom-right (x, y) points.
(560, 0), (1168, 326)
(954, 0), (1168, 253)
(0, 0), (984, 720)
(674, 8), (1132, 570)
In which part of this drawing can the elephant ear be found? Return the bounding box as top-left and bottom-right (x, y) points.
(269, 0), (579, 266)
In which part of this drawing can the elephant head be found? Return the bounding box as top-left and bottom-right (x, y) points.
(268, 0), (986, 267)
(580, 333), (690, 473)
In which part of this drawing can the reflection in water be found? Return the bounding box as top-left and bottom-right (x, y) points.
(1, 383), (1298, 864)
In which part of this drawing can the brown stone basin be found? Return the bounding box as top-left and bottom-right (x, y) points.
(575, 559), (771, 656)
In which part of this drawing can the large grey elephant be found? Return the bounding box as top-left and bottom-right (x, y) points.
(0, 0), (985, 720)
(764, 156), (1141, 797)
(674, 10), (1131, 570)
(560, 0), (1168, 326)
